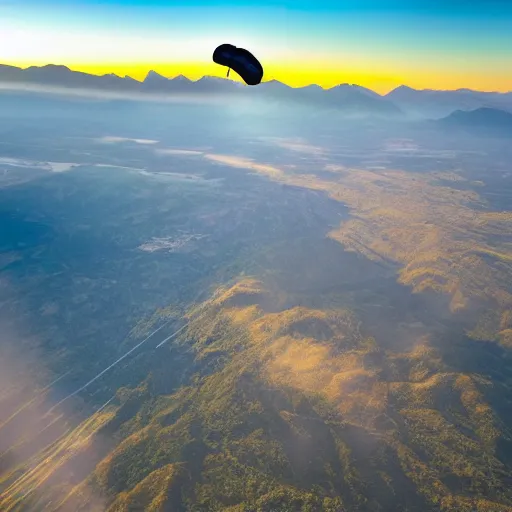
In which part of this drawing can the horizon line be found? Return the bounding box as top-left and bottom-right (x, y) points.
(2, 62), (512, 96)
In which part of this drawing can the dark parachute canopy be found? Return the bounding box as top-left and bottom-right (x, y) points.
(213, 44), (263, 86)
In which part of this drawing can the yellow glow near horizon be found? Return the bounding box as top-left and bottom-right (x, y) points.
(5, 59), (511, 95)
(2, 23), (511, 94)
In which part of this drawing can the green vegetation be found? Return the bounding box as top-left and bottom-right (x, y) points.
(3, 278), (512, 511)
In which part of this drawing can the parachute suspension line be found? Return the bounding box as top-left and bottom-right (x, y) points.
(227, 67), (230, 78)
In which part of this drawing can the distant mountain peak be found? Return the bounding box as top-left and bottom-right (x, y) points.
(438, 106), (512, 133)
(23, 64), (72, 75)
(331, 83), (382, 98)
(446, 106), (512, 121)
(196, 75), (228, 82)
(295, 84), (324, 93)
(385, 85), (418, 98)
(329, 83), (366, 93)
(171, 74), (192, 81)
(260, 79), (290, 89)
(40, 64), (71, 71)
(144, 70), (168, 82)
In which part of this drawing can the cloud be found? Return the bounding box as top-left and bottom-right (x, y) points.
(47, 162), (79, 172)
(0, 320), (112, 511)
(275, 140), (326, 156)
(155, 148), (204, 156)
(324, 163), (346, 171)
(260, 137), (327, 156)
(203, 153), (284, 178)
(154, 147), (285, 180)
(0, 157), (78, 173)
(94, 164), (145, 171)
(382, 139), (419, 152)
(97, 136), (159, 145)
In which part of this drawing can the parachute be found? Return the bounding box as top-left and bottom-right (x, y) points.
(213, 44), (264, 86)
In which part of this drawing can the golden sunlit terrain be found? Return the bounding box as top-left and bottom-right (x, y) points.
(4, 277), (512, 511)
(209, 151), (512, 342)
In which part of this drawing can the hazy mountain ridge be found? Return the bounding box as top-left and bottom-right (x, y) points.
(1, 63), (511, 117)
(0, 64), (400, 116)
(386, 85), (512, 118)
(437, 107), (512, 133)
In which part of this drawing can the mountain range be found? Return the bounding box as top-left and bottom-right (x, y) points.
(388, 85), (512, 118)
(1, 63), (512, 118)
(436, 107), (512, 135)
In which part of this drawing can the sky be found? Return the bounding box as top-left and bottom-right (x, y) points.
(0, 0), (511, 93)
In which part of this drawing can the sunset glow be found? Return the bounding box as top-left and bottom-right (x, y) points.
(1, 0), (511, 94)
